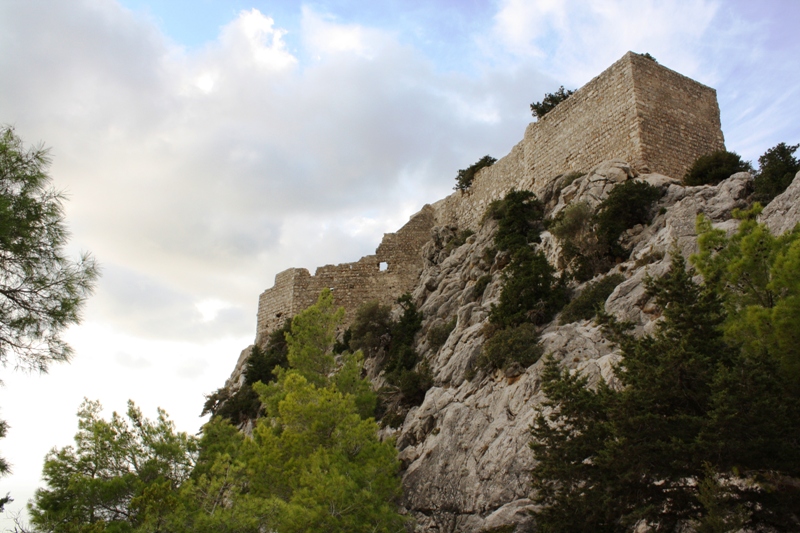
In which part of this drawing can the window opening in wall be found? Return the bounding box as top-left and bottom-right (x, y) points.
(379, 262), (388, 271)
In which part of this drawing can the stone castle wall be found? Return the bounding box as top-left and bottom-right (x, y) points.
(432, 52), (725, 230)
(254, 52), (725, 339)
(255, 206), (435, 343)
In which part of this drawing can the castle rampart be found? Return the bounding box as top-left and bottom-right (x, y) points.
(255, 52), (725, 339)
(432, 52), (725, 229)
(256, 206), (435, 343)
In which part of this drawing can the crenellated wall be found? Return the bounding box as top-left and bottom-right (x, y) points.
(254, 52), (725, 339)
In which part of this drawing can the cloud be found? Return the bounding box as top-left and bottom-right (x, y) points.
(0, 2), (551, 343)
(490, 0), (722, 84)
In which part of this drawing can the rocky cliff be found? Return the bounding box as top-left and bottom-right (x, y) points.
(221, 156), (800, 531)
(390, 165), (800, 532)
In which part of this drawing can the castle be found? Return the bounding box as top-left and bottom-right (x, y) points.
(255, 51), (725, 342)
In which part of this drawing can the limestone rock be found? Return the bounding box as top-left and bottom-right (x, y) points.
(393, 167), (763, 531)
(760, 170), (800, 235)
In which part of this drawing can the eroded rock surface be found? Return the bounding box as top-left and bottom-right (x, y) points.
(391, 164), (800, 532)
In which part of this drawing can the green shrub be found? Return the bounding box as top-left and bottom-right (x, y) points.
(388, 293), (422, 360)
(427, 316), (457, 352)
(348, 300), (392, 357)
(753, 142), (799, 204)
(595, 180), (663, 259)
(202, 322), (292, 424)
(549, 183), (662, 280)
(244, 324), (291, 385)
(479, 323), (543, 373)
(684, 150), (753, 186)
(490, 247), (568, 328)
(485, 189), (545, 252)
(530, 86), (575, 119)
(559, 273), (625, 325)
(454, 155), (497, 192)
(472, 274), (492, 300)
(396, 363), (433, 407)
(639, 52), (657, 62)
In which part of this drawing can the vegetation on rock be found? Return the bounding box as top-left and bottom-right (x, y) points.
(753, 142), (800, 204)
(531, 218), (800, 531)
(550, 181), (662, 281)
(683, 150), (752, 186)
(202, 321), (291, 424)
(559, 273), (625, 325)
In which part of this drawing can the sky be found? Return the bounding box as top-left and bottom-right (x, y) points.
(0, 0), (798, 525)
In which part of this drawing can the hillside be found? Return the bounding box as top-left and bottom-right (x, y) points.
(209, 53), (800, 532)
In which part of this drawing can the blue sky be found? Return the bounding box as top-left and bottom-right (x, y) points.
(0, 0), (798, 526)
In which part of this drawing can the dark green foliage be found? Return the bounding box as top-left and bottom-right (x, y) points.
(639, 52), (658, 62)
(530, 85), (575, 119)
(388, 293), (423, 362)
(373, 294), (430, 412)
(683, 150), (753, 186)
(427, 316), (457, 352)
(472, 274), (492, 300)
(475, 188), (565, 380)
(454, 155), (497, 192)
(559, 274), (625, 324)
(348, 300), (392, 357)
(201, 322), (291, 423)
(550, 201), (612, 281)
(0, 126), (98, 516)
(595, 180), (663, 259)
(395, 362), (433, 407)
(753, 142), (799, 204)
(0, 126), (99, 372)
(530, 252), (800, 531)
(478, 323), (543, 373)
(245, 325), (290, 385)
(486, 189), (545, 252)
(490, 247), (568, 329)
(549, 182), (662, 280)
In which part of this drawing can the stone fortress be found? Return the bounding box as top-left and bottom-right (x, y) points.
(255, 51), (725, 342)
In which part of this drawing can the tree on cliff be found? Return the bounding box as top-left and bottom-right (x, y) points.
(0, 126), (99, 372)
(530, 86), (575, 119)
(531, 239), (800, 531)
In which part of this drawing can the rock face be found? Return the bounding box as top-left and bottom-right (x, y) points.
(216, 161), (800, 531)
(386, 168), (800, 532)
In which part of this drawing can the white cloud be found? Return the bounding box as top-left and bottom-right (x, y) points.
(301, 6), (388, 59)
(491, 0), (723, 84)
(216, 8), (297, 71)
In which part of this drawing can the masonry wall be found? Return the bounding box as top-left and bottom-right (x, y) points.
(255, 206), (435, 342)
(432, 52), (724, 230)
(255, 52), (725, 339)
(629, 53), (726, 180)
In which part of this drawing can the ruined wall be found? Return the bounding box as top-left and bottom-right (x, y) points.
(256, 206), (435, 342)
(255, 52), (725, 339)
(433, 51), (724, 230)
